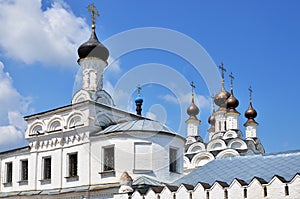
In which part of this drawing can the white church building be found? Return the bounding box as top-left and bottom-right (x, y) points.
(0, 5), (299, 199)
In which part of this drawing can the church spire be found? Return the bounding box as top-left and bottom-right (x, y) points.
(244, 86), (258, 125)
(187, 82), (199, 118)
(186, 82), (201, 139)
(77, 3), (109, 92)
(214, 62), (230, 110)
(226, 72), (239, 113)
(244, 86), (259, 138)
(135, 85), (143, 116)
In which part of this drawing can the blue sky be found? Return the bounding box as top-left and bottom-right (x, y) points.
(0, 0), (299, 152)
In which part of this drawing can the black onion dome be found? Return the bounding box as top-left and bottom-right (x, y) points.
(214, 86), (230, 107)
(78, 27), (109, 61)
(245, 102), (257, 119)
(226, 93), (239, 111)
(187, 101), (199, 117)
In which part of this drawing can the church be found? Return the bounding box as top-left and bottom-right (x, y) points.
(0, 4), (299, 199)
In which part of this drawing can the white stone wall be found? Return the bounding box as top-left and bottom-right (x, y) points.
(0, 127), (184, 194)
(90, 131), (185, 184)
(290, 175), (300, 199)
(227, 180), (244, 199)
(115, 175), (300, 199)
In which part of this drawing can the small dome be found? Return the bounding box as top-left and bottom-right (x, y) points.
(208, 114), (215, 124)
(245, 102), (257, 119)
(135, 96), (143, 103)
(226, 93), (239, 110)
(187, 101), (199, 117)
(78, 27), (109, 61)
(214, 88), (230, 107)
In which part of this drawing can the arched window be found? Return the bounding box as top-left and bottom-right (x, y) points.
(31, 124), (43, 135)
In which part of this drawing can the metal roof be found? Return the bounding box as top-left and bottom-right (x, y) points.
(133, 176), (166, 187)
(92, 119), (179, 136)
(174, 150), (300, 186)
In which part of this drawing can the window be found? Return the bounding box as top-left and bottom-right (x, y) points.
(134, 143), (152, 171)
(244, 188), (247, 198)
(263, 186), (267, 197)
(285, 184), (289, 196)
(224, 189), (228, 199)
(206, 191), (210, 199)
(103, 146), (114, 171)
(21, 160), (28, 181)
(5, 162), (13, 184)
(68, 153), (78, 177)
(169, 148), (178, 173)
(43, 157), (51, 180)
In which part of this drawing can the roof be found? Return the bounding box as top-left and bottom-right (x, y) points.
(0, 146), (30, 155)
(92, 119), (181, 137)
(24, 100), (145, 121)
(133, 176), (166, 187)
(174, 150), (300, 186)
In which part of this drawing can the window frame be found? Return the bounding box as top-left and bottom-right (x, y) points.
(169, 147), (179, 173)
(42, 156), (51, 180)
(20, 159), (28, 182)
(103, 145), (115, 172)
(5, 162), (13, 185)
(66, 152), (78, 180)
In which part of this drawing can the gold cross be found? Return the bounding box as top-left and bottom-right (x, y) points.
(229, 72), (234, 90)
(219, 62), (226, 80)
(190, 81), (195, 93)
(137, 84), (141, 96)
(87, 3), (99, 26)
(190, 81), (196, 101)
(249, 86), (253, 102)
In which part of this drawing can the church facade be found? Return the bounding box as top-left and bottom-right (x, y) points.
(0, 5), (299, 199)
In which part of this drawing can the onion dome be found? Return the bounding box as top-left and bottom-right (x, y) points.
(187, 82), (200, 118)
(215, 62), (231, 109)
(187, 100), (200, 117)
(244, 102), (258, 126)
(208, 114), (215, 124)
(77, 25), (109, 62)
(244, 86), (258, 126)
(226, 92), (239, 113)
(214, 85), (231, 108)
(135, 96), (143, 103)
(245, 102), (257, 119)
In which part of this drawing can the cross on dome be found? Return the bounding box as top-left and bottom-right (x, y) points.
(249, 86), (253, 102)
(190, 81), (196, 101)
(137, 84), (141, 96)
(87, 3), (99, 29)
(229, 72), (234, 92)
(219, 62), (227, 80)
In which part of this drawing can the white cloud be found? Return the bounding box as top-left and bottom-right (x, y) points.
(0, 0), (89, 66)
(0, 126), (24, 148)
(106, 57), (122, 75)
(0, 62), (30, 151)
(103, 80), (135, 112)
(146, 112), (157, 120)
(160, 92), (210, 109)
